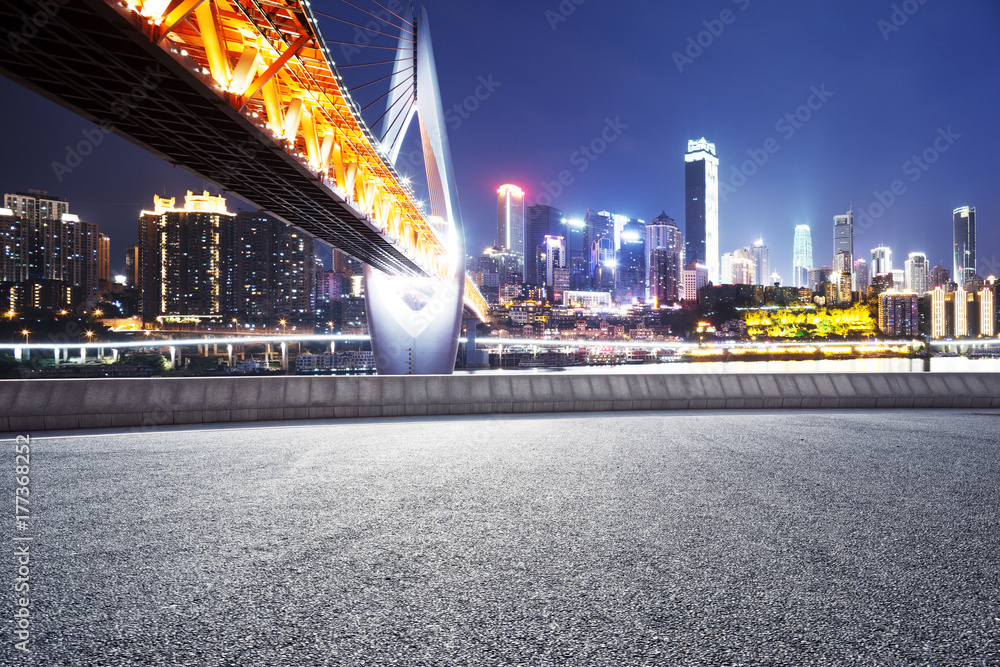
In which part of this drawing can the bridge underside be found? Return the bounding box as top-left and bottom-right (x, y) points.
(0, 0), (425, 277)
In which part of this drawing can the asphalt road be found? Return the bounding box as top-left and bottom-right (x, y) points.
(3, 411), (999, 665)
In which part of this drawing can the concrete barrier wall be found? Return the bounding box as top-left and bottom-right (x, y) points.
(2, 373), (999, 433)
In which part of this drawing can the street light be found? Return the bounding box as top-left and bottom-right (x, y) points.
(85, 330), (95, 341)
(21, 329), (30, 345)
(93, 309), (103, 317)
(279, 319), (287, 334)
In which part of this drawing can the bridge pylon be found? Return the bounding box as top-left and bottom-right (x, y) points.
(364, 5), (466, 375)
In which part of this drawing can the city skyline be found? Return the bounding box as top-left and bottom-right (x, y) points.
(0, 1), (997, 282)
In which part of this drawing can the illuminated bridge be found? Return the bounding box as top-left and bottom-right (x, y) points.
(0, 0), (488, 374)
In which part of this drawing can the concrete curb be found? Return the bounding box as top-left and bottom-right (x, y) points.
(2, 372), (999, 433)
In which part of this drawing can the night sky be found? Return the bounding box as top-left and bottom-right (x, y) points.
(2, 0), (998, 281)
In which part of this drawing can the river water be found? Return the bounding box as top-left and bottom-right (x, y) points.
(460, 357), (1000, 375)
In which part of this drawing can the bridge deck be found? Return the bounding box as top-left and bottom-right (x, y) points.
(0, 0), (423, 276)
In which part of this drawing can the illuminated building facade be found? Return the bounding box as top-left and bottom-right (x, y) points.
(125, 245), (140, 288)
(585, 209), (615, 291)
(807, 266), (831, 292)
(980, 287), (996, 338)
(685, 138), (719, 283)
(749, 240), (770, 286)
(833, 208), (854, 267)
(0, 206), (24, 283)
(953, 206), (976, 287)
(681, 261), (708, 302)
(563, 290), (613, 311)
(854, 258), (869, 292)
(931, 286), (946, 339)
(878, 290), (920, 337)
(792, 224), (813, 289)
(137, 191), (236, 320)
(930, 265), (952, 290)
(616, 219), (646, 304)
(233, 211), (318, 322)
(98, 233), (110, 285)
(497, 185), (525, 264)
(1, 191), (100, 305)
(904, 252), (929, 294)
(646, 212), (682, 304)
(871, 246), (892, 276)
(525, 204), (563, 287)
(562, 217), (588, 289)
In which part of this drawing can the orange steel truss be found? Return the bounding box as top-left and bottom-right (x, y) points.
(120, 0), (444, 275)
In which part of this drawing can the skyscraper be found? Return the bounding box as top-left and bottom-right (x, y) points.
(748, 240), (770, 286)
(792, 225), (813, 288)
(953, 206), (976, 287)
(853, 258), (869, 292)
(497, 185), (525, 264)
(525, 204), (563, 286)
(97, 233), (110, 285)
(904, 252), (929, 294)
(685, 138), (719, 284)
(585, 209), (615, 291)
(871, 246), (893, 276)
(616, 219), (646, 303)
(137, 191), (237, 319)
(833, 207), (854, 266)
(2, 190), (99, 302)
(646, 212), (682, 305)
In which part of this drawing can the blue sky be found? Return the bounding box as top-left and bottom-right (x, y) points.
(2, 0), (998, 279)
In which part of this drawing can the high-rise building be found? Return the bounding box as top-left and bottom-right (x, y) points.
(137, 191), (237, 319)
(233, 211), (318, 321)
(904, 252), (929, 295)
(930, 264), (952, 290)
(497, 185), (525, 263)
(524, 204), (563, 286)
(586, 209), (616, 292)
(616, 219), (645, 304)
(125, 244), (140, 288)
(931, 286), (946, 339)
(853, 258), (869, 292)
(792, 225), (813, 288)
(981, 287), (996, 338)
(833, 207), (854, 267)
(681, 261), (708, 302)
(0, 205), (25, 283)
(541, 235), (569, 301)
(2, 190), (100, 303)
(685, 138), (719, 283)
(879, 290), (919, 337)
(646, 212), (682, 304)
(890, 269), (905, 292)
(748, 240), (770, 286)
(807, 266), (832, 292)
(97, 233), (110, 286)
(871, 246), (892, 276)
(953, 206), (976, 287)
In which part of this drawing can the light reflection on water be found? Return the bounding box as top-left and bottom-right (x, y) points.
(460, 357), (1000, 375)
